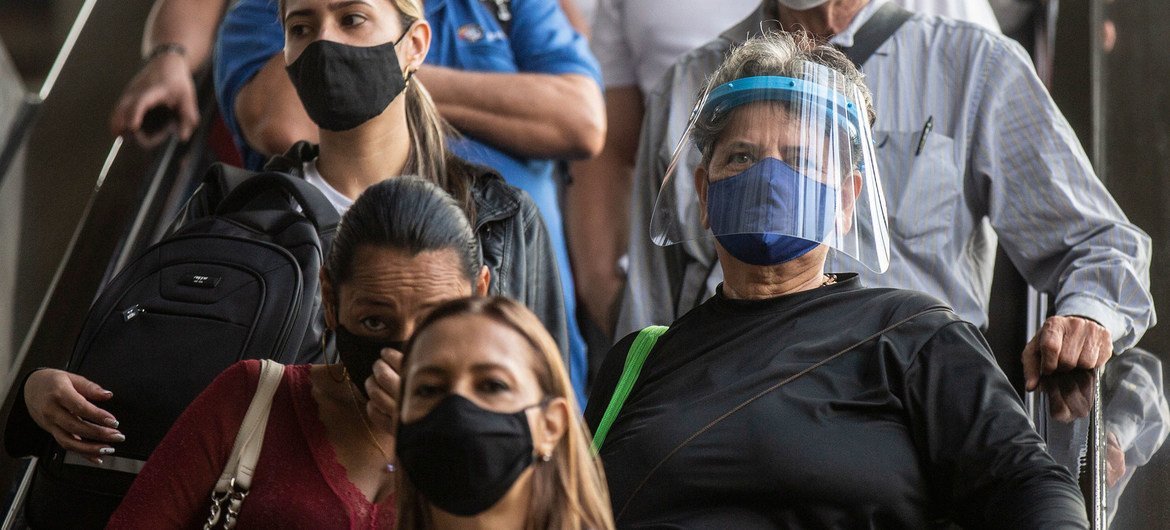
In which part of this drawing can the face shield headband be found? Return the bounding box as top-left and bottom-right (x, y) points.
(697, 75), (864, 162)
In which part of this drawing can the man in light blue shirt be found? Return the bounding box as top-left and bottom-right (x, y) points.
(619, 0), (1155, 388)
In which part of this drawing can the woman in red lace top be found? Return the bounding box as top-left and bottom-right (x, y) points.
(108, 177), (491, 529)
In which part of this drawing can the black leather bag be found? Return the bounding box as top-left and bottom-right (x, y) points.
(25, 167), (338, 529)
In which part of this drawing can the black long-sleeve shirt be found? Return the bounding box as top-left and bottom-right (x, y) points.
(585, 275), (1088, 528)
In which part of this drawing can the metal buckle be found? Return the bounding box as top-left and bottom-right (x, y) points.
(222, 478), (250, 529)
(203, 478), (246, 530)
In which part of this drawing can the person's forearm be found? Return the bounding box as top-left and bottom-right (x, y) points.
(558, 0), (591, 38)
(567, 86), (643, 334)
(566, 156), (629, 332)
(141, 0), (229, 68)
(417, 66), (605, 160)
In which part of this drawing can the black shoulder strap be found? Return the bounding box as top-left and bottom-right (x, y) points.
(164, 163), (258, 236)
(206, 162), (260, 202)
(837, 2), (914, 68)
(217, 172), (340, 235)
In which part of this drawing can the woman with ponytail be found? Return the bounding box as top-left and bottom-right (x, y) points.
(264, 0), (570, 357)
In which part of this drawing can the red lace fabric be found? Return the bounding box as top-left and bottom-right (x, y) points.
(107, 361), (396, 529)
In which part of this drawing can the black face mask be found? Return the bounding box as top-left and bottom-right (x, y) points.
(334, 325), (403, 399)
(396, 394), (542, 516)
(285, 32), (411, 131)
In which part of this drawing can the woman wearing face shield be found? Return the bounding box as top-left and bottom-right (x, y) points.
(107, 178), (488, 528)
(393, 297), (614, 529)
(583, 32), (1089, 528)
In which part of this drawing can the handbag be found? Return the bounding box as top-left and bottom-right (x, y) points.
(203, 360), (286, 530)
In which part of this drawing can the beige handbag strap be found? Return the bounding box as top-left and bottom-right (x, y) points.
(204, 359), (285, 530)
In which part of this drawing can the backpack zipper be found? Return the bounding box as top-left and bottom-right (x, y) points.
(122, 305), (145, 321)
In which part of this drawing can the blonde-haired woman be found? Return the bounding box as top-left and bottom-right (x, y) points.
(267, 0), (571, 357)
(393, 297), (613, 530)
(273, 0), (459, 206)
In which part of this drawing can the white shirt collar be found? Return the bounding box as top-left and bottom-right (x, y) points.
(302, 158), (353, 215)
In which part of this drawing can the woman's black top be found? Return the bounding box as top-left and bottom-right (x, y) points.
(584, 274), (1088, 528)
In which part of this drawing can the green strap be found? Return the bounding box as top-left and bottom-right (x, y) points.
(592, 325), (669, 453)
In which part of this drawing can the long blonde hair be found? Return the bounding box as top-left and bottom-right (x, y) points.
(278, 0), (473, 216)
(397, 297), (615, 530)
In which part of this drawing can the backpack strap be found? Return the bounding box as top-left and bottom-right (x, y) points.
(209, 163), (260, 196)
(166, 163), (259, 235)
(592, 325), (670, 453)
(216, 172), (341, 235)
(837, 2), (914, 68)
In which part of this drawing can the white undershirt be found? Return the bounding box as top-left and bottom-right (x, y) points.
(301, 158), (352, 215)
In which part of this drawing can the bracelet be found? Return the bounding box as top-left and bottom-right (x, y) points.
(144, 43), (187, 65)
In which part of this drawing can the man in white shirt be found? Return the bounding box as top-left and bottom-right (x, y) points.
(568, 0), (999, 339)
(615, 0), (1153, 390)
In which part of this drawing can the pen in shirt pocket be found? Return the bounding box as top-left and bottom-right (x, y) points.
(915, 116), (934, 156)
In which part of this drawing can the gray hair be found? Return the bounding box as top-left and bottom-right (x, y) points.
(691, 31), (876, 165)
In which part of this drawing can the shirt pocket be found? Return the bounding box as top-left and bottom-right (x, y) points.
(873, 129), (961, 247)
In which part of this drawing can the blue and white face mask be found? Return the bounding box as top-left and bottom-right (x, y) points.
(706, 157), (838, 266)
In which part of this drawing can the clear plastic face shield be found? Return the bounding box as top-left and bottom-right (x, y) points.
(650, 63), (890, 272)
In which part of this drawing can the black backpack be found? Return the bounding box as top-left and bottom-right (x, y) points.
(25, 166), (339, 529)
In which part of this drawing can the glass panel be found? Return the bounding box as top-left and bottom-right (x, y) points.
(0, 40), (29, 376)
(1099, 0), (1170, 527)
(1033, 369), (1106, 526)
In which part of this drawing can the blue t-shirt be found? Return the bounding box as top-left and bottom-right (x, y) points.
(214, 0), (602, 172)
(213, 0), (599, 402)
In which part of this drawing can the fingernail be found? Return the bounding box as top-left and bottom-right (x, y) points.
(91, 458), (104, 465)
(111, 433), (126, 443)
(105, 418), (119, 428)
(99, 447), (116, 455)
